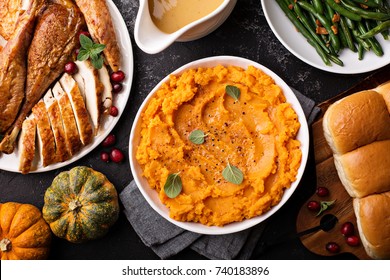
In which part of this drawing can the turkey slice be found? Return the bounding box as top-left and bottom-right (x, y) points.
(43, 88), (71, 162)
(98, 64), (112, 114)
(73, 60), (103, 135)
(18, 114), (37, 174)
(52, 81), (82, 156)
(59, 73), (93, 146)
(32, 100), (56, 167)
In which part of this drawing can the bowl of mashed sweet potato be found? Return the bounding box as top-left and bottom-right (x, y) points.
(129, 56), (309, 235)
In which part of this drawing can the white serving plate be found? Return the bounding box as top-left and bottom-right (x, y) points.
(0, 0), (134, 173)
(261, 0), (390, 74)
(129, 56), (310, 235)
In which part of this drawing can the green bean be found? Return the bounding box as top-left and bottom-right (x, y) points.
(308, 39), (333, 66)
(341, 0), (390, 20)
(325, 2), (347, 49)
(325, 1), (336, 21)
(351, 0), (380, 8)
(357, 21), (384, 55)
(340, 16), (357, 51)
(275, 0), (332, 65)
(357, 41), (365, 59)
(313, 0), (325, 14)
(328, 54), (344, 66)
(352, 29), (372, 50)
(325, 0), (362, 21)
(298, 1), (341, 52)
(289, 0), (331, 53)
(360, 19), (390, 37)
(344, 16), (356, 29)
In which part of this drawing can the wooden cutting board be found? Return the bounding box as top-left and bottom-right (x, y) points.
(296, 64), (390, 260)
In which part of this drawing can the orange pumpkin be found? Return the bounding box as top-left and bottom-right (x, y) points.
(0, 202), (51, 260)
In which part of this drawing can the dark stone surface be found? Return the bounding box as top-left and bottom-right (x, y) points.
(0, 0), (382, 260)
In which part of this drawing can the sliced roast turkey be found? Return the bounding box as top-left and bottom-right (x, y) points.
(18, 114), (37, 174)
(32, 100), (56, 167)
(52, 81), (82, 156)
(43, 88), (71, 162)
(73, 60), (104, 135)
(59, 73), (93, 146)
(98, 64), (113, 114)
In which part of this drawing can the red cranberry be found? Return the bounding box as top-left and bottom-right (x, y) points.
(109, 106), (119, 117)
(110, 148), (124, 163)
(307, 201), (321, 212)
(102, 134), (116, 147)
(64, 61), (78, 75)
(325, 242), (340, 253)
(100, 151), (110, 162)
(316, 187), (329, 197)
(75, 48), (80, 56)
(112, 82), (123, 93)
(346, 235), (360, 247)
(79, 31), (91, 39)
(340, 222), (355, 237)
(110, 70), (125, 82)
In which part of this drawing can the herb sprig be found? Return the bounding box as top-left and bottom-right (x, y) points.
(164, 173), (182, 198)
(222, 163), (244, 185)
(77, 34), (106, 69)
(316, 200), (336, 216)
(225, 85), (241, 101)
(189, 129), (207, 144)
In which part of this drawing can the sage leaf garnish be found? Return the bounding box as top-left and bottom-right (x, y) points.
(189, 129), (206, 144)
(225, 85), (240, 101)
(164, 173), (182, 198)
(77, 34), (106, 69)
(316, 200), (336, 216)
(222, 163), (244, 185)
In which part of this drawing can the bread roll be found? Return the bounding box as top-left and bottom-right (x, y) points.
(323, 90), (390, 155)
(353, 192), (390, 259)
(334, 140), (390, 198)
(374, 80), (390, 113)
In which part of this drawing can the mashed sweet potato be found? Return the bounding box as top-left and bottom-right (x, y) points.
(136, 65), (301, 226)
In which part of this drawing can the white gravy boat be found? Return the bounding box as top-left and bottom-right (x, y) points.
(134, 0), (237, 54)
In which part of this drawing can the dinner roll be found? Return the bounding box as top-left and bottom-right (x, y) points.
(323, 90), (390, 155)
(353, 192), (390, 260)
(374, 80), (390, 112)
(334, 140), (390, 198)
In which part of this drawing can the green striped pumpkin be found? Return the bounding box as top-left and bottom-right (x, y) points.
(43, 166), (119, 243)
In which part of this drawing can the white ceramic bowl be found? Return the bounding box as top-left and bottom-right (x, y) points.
(134, 0), (237, 54)
(129, 56), (309, 235)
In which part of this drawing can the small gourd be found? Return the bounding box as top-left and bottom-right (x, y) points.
(42, 166), (119, 243)
(0, 202), (52, 260)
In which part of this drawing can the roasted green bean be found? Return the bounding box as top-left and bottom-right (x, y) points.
(341, 0), (390, 20)
(325, 0), (362, 21)
(274, 0), (389, 66)
(298, 1), (341, 52)
(360, 20), (390, 38)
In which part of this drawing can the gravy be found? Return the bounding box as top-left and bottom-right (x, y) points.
(149, 0), (225, 34)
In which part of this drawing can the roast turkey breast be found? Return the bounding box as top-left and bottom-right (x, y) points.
(52, 82), (81, 156)
(43, 88), (71, 162)
(18, 114), (37, 174)
(73, 60), (103, 134)
(59, 73), (93, 146)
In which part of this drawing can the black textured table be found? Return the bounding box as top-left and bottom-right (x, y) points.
(0, 0), (379, 260)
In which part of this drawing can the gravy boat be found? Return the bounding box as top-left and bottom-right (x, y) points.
(134, 0), (237, 54)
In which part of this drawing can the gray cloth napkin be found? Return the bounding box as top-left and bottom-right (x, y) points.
(120, 88), (320, 260)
